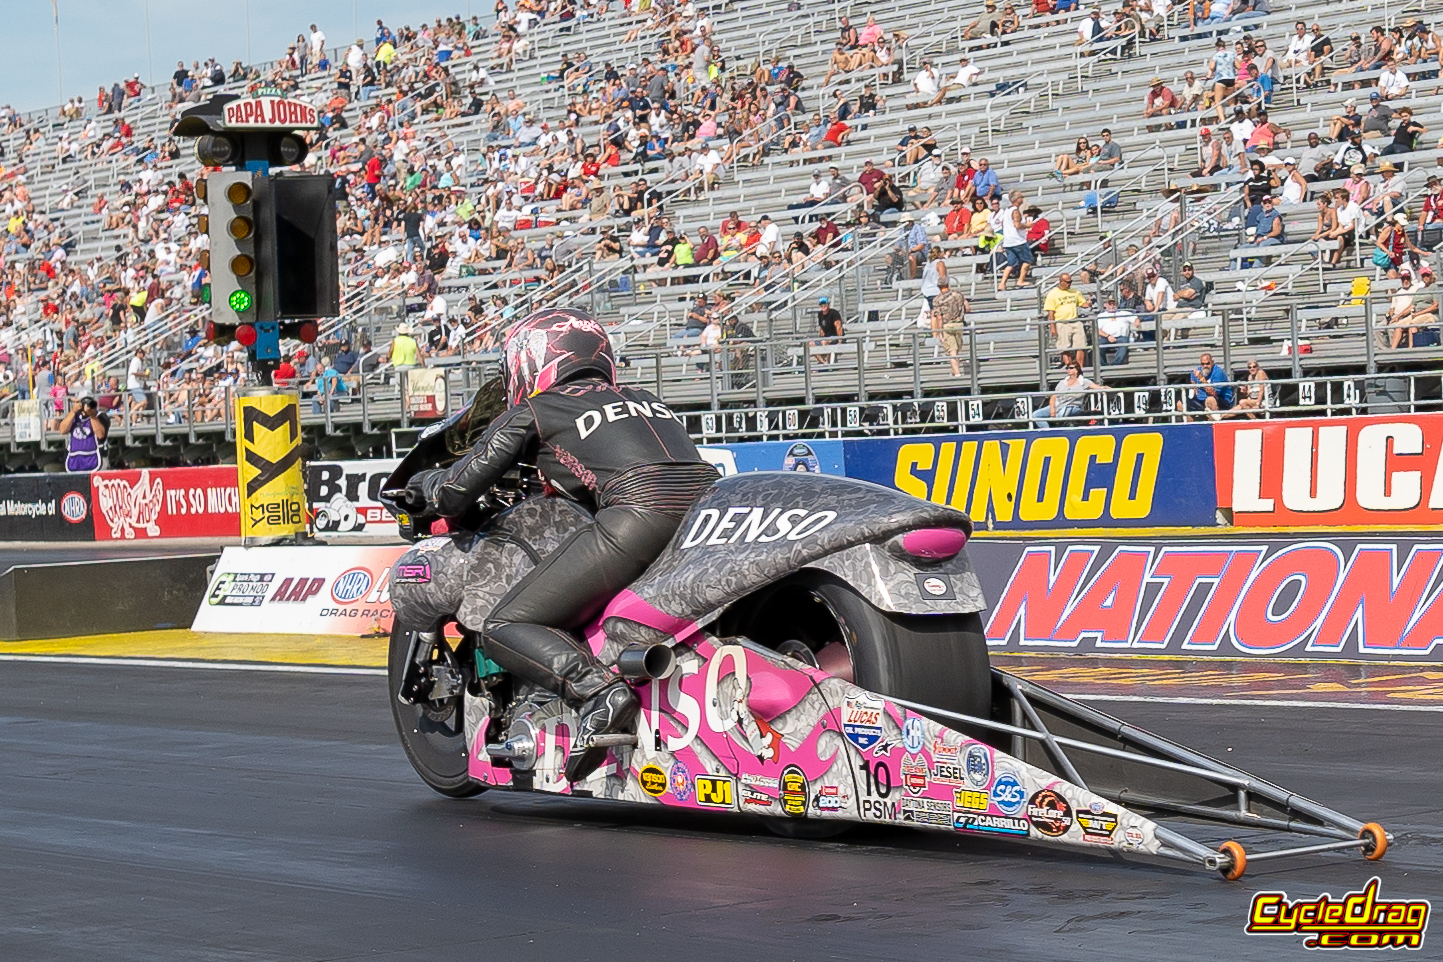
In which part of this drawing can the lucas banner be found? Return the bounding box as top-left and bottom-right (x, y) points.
(843, 425), (1218, 530)
(193, 544), (409, 635)
(970, 537), (1443, 661)
(1214, 413), (1443, 528)
(92, 466), (240, 540)
(236, 390), (306, 541)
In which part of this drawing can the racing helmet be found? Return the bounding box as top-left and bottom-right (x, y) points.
(501, 308), (617, 406)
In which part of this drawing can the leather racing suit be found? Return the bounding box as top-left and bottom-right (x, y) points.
(412, 377), (716, 773)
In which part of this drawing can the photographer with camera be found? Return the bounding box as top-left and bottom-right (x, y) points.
(59, 396), (110, 473)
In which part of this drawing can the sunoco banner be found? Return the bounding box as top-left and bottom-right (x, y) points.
(970, 537), (1443, 661)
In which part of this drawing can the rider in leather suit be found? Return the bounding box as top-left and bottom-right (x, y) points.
(407, 308), (717, 783)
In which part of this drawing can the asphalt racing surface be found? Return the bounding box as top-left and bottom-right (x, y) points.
(1, 659), (1438, 961)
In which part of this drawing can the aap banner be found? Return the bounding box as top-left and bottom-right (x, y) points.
(844, 425), (1218, 530)
(1214, 414), (1443, 528)
(193, 544), (409, 635)
(91, 466), (241, 540)
(971, 537), (1443, 661)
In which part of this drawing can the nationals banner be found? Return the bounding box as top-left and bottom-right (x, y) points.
(1214, 414), (1443, 528)
(91, 466), (241, 540)
(193, 544), (409, 634)
(970, 536), (1443, 661)
(307, 459), (402, 538)
(844, 425), (1218, 530)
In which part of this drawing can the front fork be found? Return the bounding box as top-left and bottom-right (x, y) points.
(397, 630), (465, 705)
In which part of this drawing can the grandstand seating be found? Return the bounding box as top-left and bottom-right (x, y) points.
(2, 0), (1441, 466)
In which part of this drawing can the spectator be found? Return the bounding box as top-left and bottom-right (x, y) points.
(1053, 136), (1098, 179)
(1418, 176), (1443, 250)
(1296, 131), (1333, 182)
(1374, 212), (1424, 278)
(1380, 106), (1426, 156)
(126, 347), (151, 418)
(926, 56), (982, 106)
(333, 340), (359, 374)
(931, 277), (967, 377)
(1044, 272), (1091, 367)
(1377, 58), (1410, 100)
(389, 323), (425, 370)
(1093, 128), (1123, 172)
(1236, 195), (1285, 266)
(996, 190), (1034, 291)
(1142, 77), (1178, 130)
(814, 295), (844, 364)
(59, 397), (110, 472)
(1095, 294), (1138, 365)
(1181, 352), (1234, 417)
(1030, 361), (1101, 428)
(966, 1), (1004, 41)
(312, 356), (348, 413)
(1360, 92), (1394, 140)
(1392, 266), (1441, 348)
(1142, 266), (1175, 338)
(971, 157), (1001, 200)
(910, 60), (942, 103)
(891, 214), (930, 281)
(1177, 70), (1206, 110)
(1204, 38), (1239, 124)
(1233, 360), (1270, 417)
(920, 248), (948, 307)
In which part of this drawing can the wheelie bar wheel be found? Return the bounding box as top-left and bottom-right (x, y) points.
(1217, 840), (1248, 881)
(1359, 822), (1388, 861)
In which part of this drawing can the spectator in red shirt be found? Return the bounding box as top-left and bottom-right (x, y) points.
(822, 117), (851, 147)
(1025, 205), (1052, 255)
(857, 159), (885, 195)
(274, 355), (298, 387)
(944, 199), (972, 238)
(693, 225), (720, 265)
(813, 214), (840, 247)
(720, 210), (747, 235)
(1143, 77), (1178, 130)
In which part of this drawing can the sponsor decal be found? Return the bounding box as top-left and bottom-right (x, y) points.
(954, 813), (1031, 837)
(236, 394), (306, 540)
(930, 761), (964, 786)
(1076, 809), (1119, 844)
(270, 577), (324, 603)
(898, 796), (952, 826)
(964, 744), (992, 790)
(931, 737), (959, 762)
(307, 459), (403, 536)
(917, 574), (954, 599)
(779, 765), (808, 816)
(953, 788), (990, 812)
(207, 572), (274, 607)
(60, 491), (88, 523)
(1121, 826), (1145, 849)
(669, 761), (692, 802)
(1247, 878), (1430, 950)
(574, 399), (680, 440)
(900, 716), (925, 754)
(991, 771), (1027, 815)
(694, 774), (735, 809)
(978, 538), (1443, 659)
(812, 784), (848, 813)
(741, 785), (775, 807)
(840, 690), (885, 750)
(91, 466), (241, 540)
(679, 507), (838, 548)
(638, 764), (668, 797)
(740, 773), (779, 790)
(222, 94), (320, 129)
(394, 560), (433, 584)
(697, 439), (845, 476)
(413, 537), (451, 553)
(1027, 788), (1074, 837)
(853, 425), (1217, 529)
(331, 567), (374, 604)
(782, 443), (821, 473)
(860, 798), (898, 820)
(1216, 414), (1443, 528)
(901, 753), (929, 795)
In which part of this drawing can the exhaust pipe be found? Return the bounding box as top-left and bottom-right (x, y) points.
(617, 643), (676, 681)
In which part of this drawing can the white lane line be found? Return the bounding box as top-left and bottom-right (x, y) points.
(1069, 693), (1443, 713)
(0, 654), (385, 676)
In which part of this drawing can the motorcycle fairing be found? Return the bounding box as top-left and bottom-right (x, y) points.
(804, 542), (986, 615)
(465, 635), (1163, 858)
(603, 474), (976, 649)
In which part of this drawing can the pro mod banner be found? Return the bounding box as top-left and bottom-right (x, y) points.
(844, 425), (1218, 529)
(307, 459), (402, 537)
(1214, 414), (1443, 528)
(92, 466), (241, 540)
(193, 544), (408, 634)
(970, 536), (1443, 661)
(236, 390), (306, 542)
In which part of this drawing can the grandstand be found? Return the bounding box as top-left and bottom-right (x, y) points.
(0, 0), (1439, 466)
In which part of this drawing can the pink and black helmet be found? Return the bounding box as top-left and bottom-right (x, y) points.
(501, 308), (617, 406)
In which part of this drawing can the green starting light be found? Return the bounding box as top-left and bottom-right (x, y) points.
(229, 290), (253, 312)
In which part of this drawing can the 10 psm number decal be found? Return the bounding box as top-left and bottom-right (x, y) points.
(859, 759), (893, 797)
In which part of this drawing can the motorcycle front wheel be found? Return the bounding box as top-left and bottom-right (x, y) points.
(389, 624), (486, 798)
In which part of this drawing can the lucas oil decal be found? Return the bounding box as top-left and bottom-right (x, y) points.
(841, 691), (885, 750)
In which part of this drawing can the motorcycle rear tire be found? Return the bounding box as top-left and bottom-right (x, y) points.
(389, 625), (486, 798)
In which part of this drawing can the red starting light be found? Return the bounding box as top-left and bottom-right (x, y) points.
(205, 321), (216, 341)
(297, 321), (318, 344)
(235, 324), (258, 347)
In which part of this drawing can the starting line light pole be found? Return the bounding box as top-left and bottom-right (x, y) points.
(173, 92), (339, 381)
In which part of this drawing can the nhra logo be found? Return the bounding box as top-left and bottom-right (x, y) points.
(331, 568), (374, 604)
(60, 491), (88, 523)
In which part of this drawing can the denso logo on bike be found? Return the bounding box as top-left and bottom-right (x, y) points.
(331, 567), (374, 604)
(680, 506), (838, 548)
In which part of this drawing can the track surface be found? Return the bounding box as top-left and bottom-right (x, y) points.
(1, 661), (1438, 961)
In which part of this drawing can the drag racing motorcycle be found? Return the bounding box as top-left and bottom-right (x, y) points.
(381, 381), (1391, 881)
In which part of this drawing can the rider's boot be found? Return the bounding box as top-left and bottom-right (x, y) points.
(565, 681), (640, 784)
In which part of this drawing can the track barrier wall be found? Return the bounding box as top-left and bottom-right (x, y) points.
(0, 553), (218, 640)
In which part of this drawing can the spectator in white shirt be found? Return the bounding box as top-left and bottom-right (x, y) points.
(1096, 294), (1139, 364)
(1377, 59), (1409, 100)
(925, 56), (982, 106)
(1282, 21), (1312, 68)
(755, 215), (783, 258)
(911, 61), (941, 101)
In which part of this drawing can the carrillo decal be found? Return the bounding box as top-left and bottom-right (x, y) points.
(680, 507), (838, 548)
